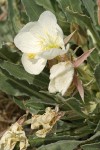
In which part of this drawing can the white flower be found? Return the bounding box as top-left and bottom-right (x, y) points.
(14, 11), (68, 75)
(0, 122), (29, 150)
(48, 61), (74, 96)
(31, 107), (64, 138)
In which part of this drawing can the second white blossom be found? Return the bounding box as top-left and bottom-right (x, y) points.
(48, 61), (74, 96)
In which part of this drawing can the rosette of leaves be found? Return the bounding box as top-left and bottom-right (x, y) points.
(0, 0), (100, 150)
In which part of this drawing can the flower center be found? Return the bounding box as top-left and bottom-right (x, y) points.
(43, 42), (59, 51)
(38, 32), (61, 51)
(28, 53), (36, 59)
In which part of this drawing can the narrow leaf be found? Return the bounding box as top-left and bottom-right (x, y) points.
(22, 0), (45, 21)
(13, 97), (26, 110)
(0, 69), (27, 96)
(29, 135), (78, 147)
(34, 0), (55, 13)
(82, 142), (100, 150)
(94, 64), (100, 90)
(56, 95), (86, 118)
(37, 140), (82, 150)
(0, 60), (49, 88)
(0, 44), (20, 63)
(94, 120), (100, 132)
(82, 0), (97, 25)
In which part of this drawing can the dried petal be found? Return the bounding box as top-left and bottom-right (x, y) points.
(31, 107), (64, 138)
(0, 122), (29, 150)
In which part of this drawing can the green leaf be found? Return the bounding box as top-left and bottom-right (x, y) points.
(8, 0), (22, 35)
(65, 8), (100, 47)
(56, 0), (82, 24)
(56, 96), (87, 118)
(94, 64), (100, 90)
(0, 67), (53, 101)
(8, 0), (16, 35)
(56, 1), (100, 47)
(88, 131), (100, 141)
(81, 0), (97, 25)
(0, 22), (13, 48)
(22, 0), (45, 21)
(56, 0), (82, 13)
(0, 69), (27, 96)
(34, 0), (55, 13)
(94, 120), (100, 132)
(29, 135), (78, 147)
(0, 60), (49, 88)
(56, 11), (70, 34)
(64, 7), (91, 27)
(13, 97), (26, 110)
(37, 140), (81, 150)
(28, 94), (56, 106)
(13, 96), (56, 113)
(0, 44), (20, 63)
(82, 142), (100, 150)
(24, 98), (45, 113)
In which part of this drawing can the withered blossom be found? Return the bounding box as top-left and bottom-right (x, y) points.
(31, 107), (64, 138)
(0, 122), (29, 150)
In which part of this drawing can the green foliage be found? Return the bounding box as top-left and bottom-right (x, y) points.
(94, 64), (100, 90)
(37, 140), (82, 150)
(82, 142), (100, 150)
(0, 0), (100, 149)
(22, 0), (45, 21)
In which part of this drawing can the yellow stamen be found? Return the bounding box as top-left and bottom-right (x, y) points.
(43, 43), (59, 51)
(28, 53), (36, 59)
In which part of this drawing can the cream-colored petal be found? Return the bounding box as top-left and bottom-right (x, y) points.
(40, 48), (67, 60)
(40, 44), (69, 60)
(50, 62), (67, 79)
(48, 62), (74, 95)
(48, 79), (57, 93)
(30, 21), (64, 52)
(29, 22), (46, 39)
(38, 11), (57, 27)
(21, 54), (47, 75)
(14, 11), (65, 57)
(40, 48), (61, 60)
(19, 22), (36, 32)
(59, 44), (70, 55)
(38, 11), (64, 48)
(39, 11), (63, 37)
(14, 32), (42, 53)
(54, 70), (73, 95)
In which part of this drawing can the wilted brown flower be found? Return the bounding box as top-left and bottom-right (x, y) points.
(31, 107), (64, 138)
(0, 122), (29, 150)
